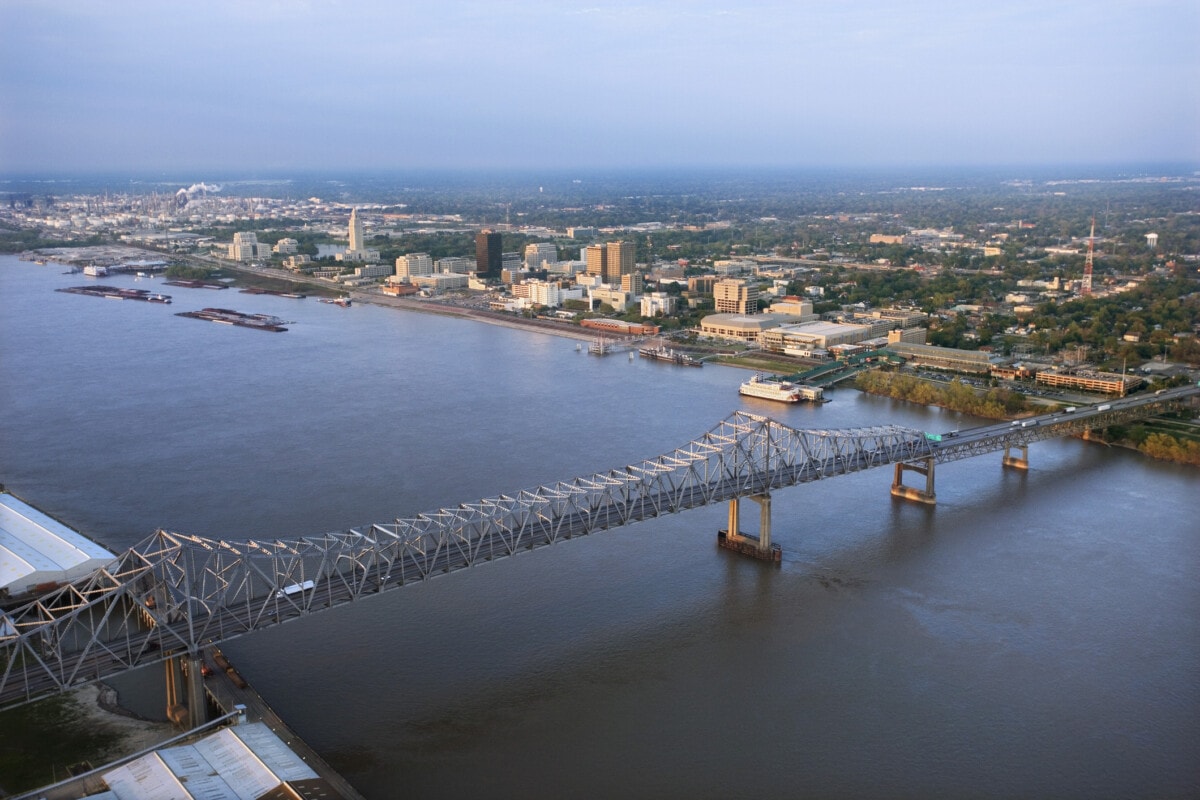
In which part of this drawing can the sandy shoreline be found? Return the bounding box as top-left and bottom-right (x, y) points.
(69, 683), (177, 758)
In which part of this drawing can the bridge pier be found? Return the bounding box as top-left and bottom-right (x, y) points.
(164, 651), (209, 730)
(891, 458), (936, 505)
(1002, 444), (1030, 470)
(718, 494), (781, 562)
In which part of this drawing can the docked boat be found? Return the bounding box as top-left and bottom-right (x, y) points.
(320, 297), (351, 307)
(82, 264), (109, 277)
(639, 345), (703, 367)
(738, 374), (824, 403)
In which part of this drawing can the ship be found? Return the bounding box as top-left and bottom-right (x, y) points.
(738, 374), (824, 403)
(638, 345), (703, 367)
(175, 308), (288, 332)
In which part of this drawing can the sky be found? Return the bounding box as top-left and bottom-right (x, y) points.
(1, 0), (1197, 174)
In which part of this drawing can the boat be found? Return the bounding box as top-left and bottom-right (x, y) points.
(82, 264), (108, 277)
(321, 297), (351, 307)
(738, 374), (824, 403)
(638, 345), (703, 367)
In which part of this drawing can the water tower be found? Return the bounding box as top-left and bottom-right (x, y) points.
(1146, 232), (1158, 249)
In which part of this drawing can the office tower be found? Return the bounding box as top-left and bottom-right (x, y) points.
(714, 279), (759, 314)
(475, 231), (502, 278)
(585, 244), (608, 282)
(607, 240), (636, 283)
(524, 242), (558, 271)
(395, 252), (434, 279)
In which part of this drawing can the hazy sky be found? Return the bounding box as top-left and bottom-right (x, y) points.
(1, 0), (1197, 174)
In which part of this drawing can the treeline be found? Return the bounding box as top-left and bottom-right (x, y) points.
(855, 371), (1029, 419)
(1098, 423), (1200, 467)
(1137, 433), (1200, 466)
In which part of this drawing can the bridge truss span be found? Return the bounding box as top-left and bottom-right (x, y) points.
(0, 412), (931, 708)
(6, 384), (1194, 710)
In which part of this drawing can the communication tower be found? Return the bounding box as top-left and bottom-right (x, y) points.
(1081, 217), (1095, 296)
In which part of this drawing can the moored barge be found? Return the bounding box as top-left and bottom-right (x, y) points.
(176, 307), (289, 331)
(57, 285), (172, 303)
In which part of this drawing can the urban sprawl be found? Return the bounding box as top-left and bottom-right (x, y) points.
(5, 176), (1199, 405)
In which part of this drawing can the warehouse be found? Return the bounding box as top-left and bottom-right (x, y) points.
(0, 492), (116, 600)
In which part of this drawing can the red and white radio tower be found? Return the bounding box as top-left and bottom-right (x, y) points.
(1081, 217), (1095, 295)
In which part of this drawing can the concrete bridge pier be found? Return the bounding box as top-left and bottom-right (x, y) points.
(164, 651), (210, 730)
(718, 494), (781, 562)
(1002, 445), (1030, 470)
(891, 458), (936, 505)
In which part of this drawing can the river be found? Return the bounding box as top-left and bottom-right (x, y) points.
(1, 255), (1197, 799)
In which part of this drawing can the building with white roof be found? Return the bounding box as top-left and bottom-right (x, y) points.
(0, 493), (116, 599)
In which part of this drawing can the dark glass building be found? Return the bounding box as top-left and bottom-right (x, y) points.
(475, 231), (502, 278)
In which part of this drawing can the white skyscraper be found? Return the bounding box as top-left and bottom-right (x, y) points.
(337, 207), (380, 263)
(348, 208), (364, 253)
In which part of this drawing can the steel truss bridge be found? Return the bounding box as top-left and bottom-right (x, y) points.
(2, 385), (1196, 710)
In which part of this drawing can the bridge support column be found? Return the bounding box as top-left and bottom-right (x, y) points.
(891, 458), (936, 505)
(165, 656), (188, 729)
(718, 494), (781, 562)
(1002, 445), (1030, 470)
(165, 652), (209, 730)
(186, 652), (208, 728)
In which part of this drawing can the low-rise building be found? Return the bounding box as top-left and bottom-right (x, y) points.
(1035, 368), (1143, 396)
(591, 286), (636, 312)
(580, 318), (660, 336)
(640, 292), (677, 317)
(760, 321), (873, 353)
(700, 313), (790, 343)
(885, 342), (996, 374)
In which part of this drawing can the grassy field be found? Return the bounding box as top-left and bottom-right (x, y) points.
(0, 692), (122, 796)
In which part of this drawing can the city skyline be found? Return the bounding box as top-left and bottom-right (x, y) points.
(1, 0), (1197, 175)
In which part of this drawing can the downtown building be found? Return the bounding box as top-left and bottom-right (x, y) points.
(337, 208), (380, 263)
(475, 230), (502, 278)
(395, 252), (434, 279)
(584, 241), (637, 285)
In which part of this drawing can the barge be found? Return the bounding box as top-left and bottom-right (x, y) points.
(176, 308), (289, 332)
(57, 285), (172, 303)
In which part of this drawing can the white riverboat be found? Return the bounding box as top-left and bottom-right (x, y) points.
(738, 374), (823, 403)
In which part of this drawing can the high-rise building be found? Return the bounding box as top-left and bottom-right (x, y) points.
(348, 208), (364, 253)
(338, 207), (380, 263)
(475, 231), (502, 278)
(229, 231), (268, 261)
(436, 256), (473, 274)
(585, 244), (608, 282)
(607, 240), (636, 283)
(524, 242), (558, 271)
(395, 252), (434, 279)
(714, 278), (759, 314)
